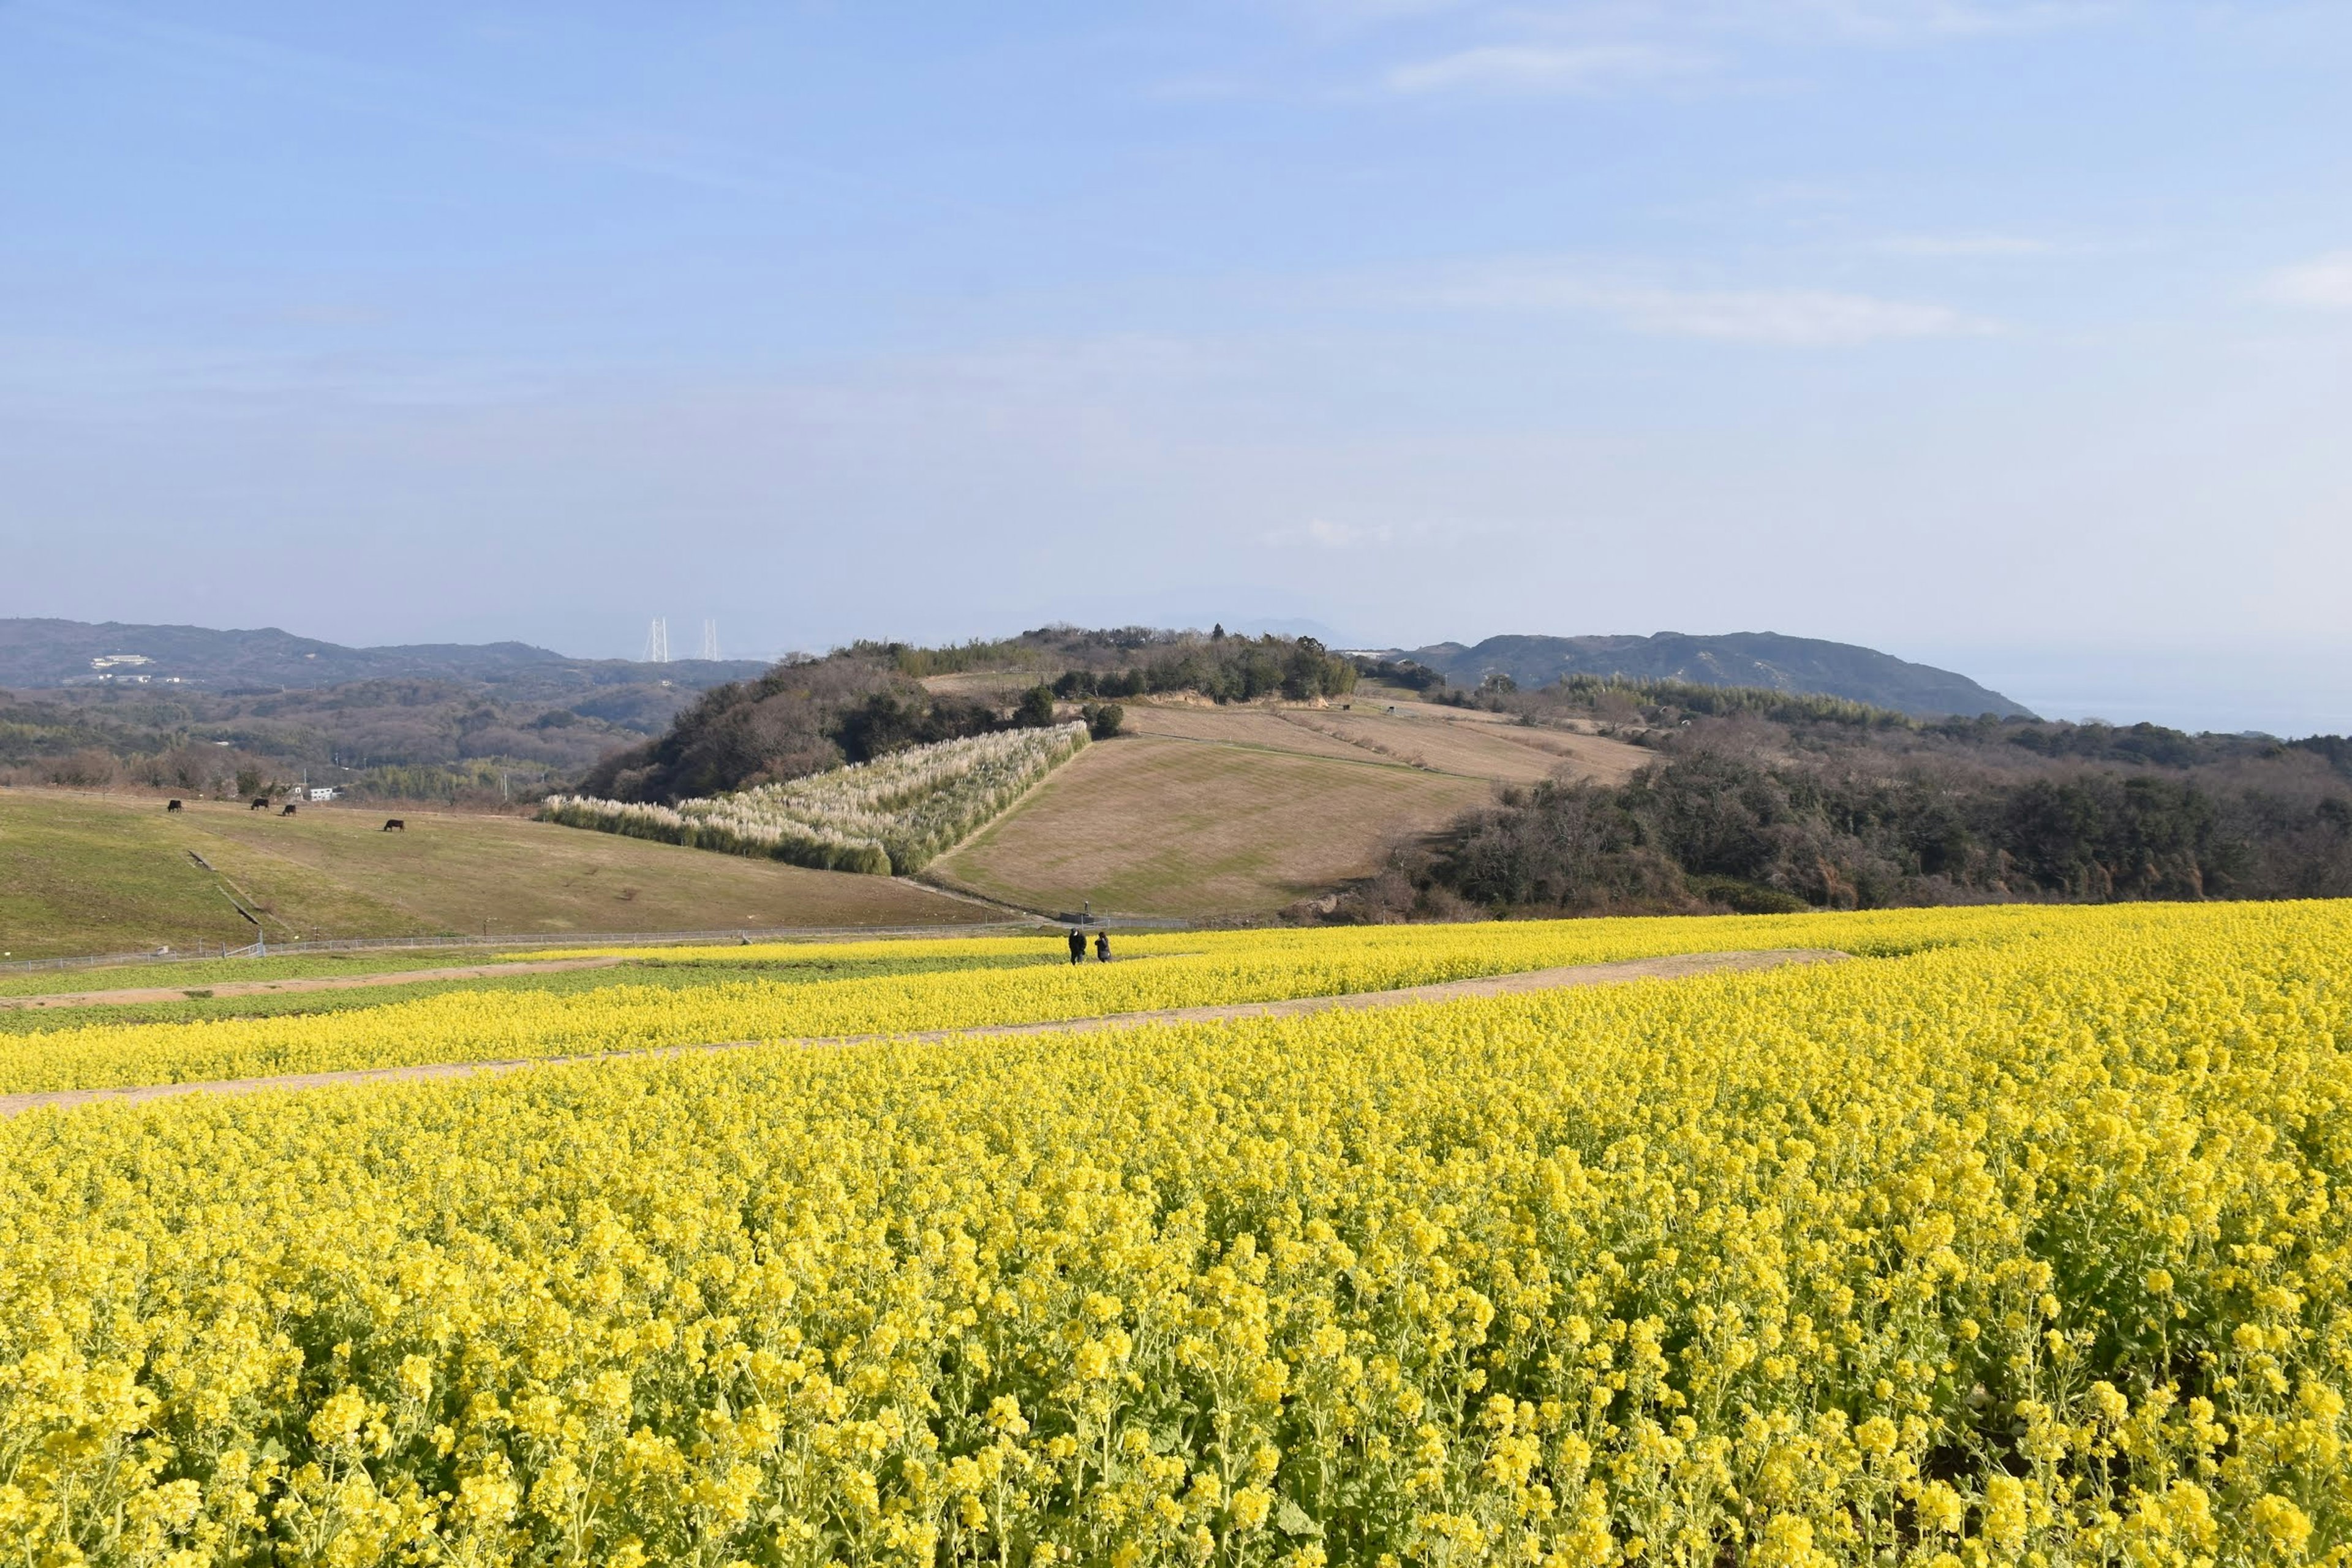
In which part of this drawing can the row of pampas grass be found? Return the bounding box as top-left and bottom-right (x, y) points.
(541, 722), (1089, 875)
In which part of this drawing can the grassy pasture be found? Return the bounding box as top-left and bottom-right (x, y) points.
(0, 788), (995, 959)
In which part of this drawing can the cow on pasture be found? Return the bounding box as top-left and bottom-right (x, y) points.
(382, 818), (405, 832)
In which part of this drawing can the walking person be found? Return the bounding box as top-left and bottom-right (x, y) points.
(1094, 929), (1111, 963)
(1067, 926), (1086, 965)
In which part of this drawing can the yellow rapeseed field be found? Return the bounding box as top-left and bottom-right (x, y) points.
(2, 901), (2348, 1565)
(12, 905), (2080, 1095)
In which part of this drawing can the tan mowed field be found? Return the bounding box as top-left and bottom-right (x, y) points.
(1117, 703), (1387, 764)
(924, 734), (1490, 917)
(1124, 698), (1651, 784)
(1275, 707), (1649, 783)
(927, 698), (1651, 917)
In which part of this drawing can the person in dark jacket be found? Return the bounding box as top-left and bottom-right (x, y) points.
(1094, 930), (1111, 963)
(1067, 927), (1086, 965)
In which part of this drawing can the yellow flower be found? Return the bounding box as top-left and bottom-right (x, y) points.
(2250, 1495), (2312, 1557)
(1982, 1476), (2030, 1555)
(4, 903), (2347, 1566)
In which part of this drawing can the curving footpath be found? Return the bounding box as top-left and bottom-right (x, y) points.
(0, 956), (628, 1011)
(0, 948), (1844, 1118)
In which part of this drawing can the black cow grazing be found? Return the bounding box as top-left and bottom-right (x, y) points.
(281, 802), (298, 816)
(251, 797), (270, 811)
(382, 818), (405, 832)
(166, 799), (183, 812)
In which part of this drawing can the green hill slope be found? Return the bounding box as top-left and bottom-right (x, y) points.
(0, 790), (993, 959)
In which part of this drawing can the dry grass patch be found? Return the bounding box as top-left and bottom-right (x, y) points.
(1119, 703), (1382, 763)
(1122, 699), (1651, 785)
(1286, 709), (1651, 783)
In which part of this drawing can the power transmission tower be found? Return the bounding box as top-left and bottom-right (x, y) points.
(699, 619), (720, 662)
(643, 617), (669, 663)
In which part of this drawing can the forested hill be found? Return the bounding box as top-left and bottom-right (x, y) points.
(0, 617), (766, 692)
(577, 628), (1355, 804)
(1396, 631), (2031, 720)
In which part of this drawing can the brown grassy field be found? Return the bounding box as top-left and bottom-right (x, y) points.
(1123, 698), (1651, 785)
(926, 696), (1654, 919)
(924, 734), (1491, 919)
(1295, 709), (1648, 782)
(0, 789), (994, 958)
(1117, 704), (1388, 764)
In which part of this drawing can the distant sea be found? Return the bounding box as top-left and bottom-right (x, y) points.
(1916, 647), (2352, 739)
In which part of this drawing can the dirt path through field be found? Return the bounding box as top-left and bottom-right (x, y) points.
(0, 956), (627, 1010)
(0, 948), (1843, 1117)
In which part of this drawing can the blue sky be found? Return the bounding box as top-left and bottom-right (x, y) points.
(3, 1), (2348, 730)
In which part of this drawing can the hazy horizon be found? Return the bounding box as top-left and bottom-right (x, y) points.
(14, 608), (2352, 739)
(6, 4), (2348, 733)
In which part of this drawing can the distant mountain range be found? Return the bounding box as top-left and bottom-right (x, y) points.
(1389, 631), (2034, 720)
(1, 618), (2032, 722)
(0, 618), (767, 694)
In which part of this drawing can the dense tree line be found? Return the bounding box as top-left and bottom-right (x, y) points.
(1346, 657), (1447, 695)
(1052, 631), (1357, 704)
(861, 625), (1357, 703)
(1430, 757), (2352, 916)
(1319, 683), (2352, 920)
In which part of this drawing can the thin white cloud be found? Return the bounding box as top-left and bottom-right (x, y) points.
(1386, 41), (1705, 94)
(1602, 285), (1991, 342)
(1268, 518), (1398, 548)
(1428, 263), (1997, 344)
(12, 0), (948, 211)
(1741, 0), (2122, 40)
(1321, 0), (2109, 32)
(2264, 252), (2352, 311)
(1875, 232), (2059, 257)
(1263, 515), (1521, 549)
(1294, 0), (1474, 20)
(1368, 0), (2119, 96)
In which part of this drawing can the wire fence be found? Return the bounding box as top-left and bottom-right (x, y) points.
(0, 913), (1191, 979)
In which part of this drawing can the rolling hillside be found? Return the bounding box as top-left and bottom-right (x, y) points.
(922, 696), (1648, 919)
(0, 789), (995, 959)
